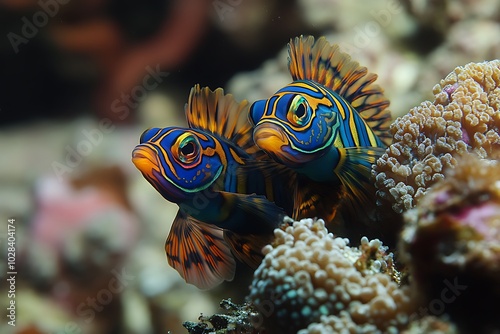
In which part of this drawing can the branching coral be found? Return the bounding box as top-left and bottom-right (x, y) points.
(400, 153), (500, 332)
(373, 60), (500, 213)
(247, 218), (412, 333)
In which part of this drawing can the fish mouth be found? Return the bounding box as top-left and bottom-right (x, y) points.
(132, 145), (159, 176)
(132, 144), (188, 202)
(253, 123), (302, 167)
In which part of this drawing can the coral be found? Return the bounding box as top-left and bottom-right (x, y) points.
(373, 60), (500, 213)
(297, 311), (395, 334)
(355, 236), (401, 285)
(402, 316), (458, 334)
(400, 153), (500, 332)
(247, 217), (412, 333)
(298, 313), (458, 334)
(29, 166), (139, 285)
(183, 299), (260, 334)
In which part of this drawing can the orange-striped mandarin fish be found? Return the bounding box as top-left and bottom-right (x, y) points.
(132, 85), (293, 289)
(249, 36), (392, 225)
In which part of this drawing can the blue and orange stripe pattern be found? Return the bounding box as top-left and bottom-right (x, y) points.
(132, 85), (295, 289)
(249, 35), (392, 222)
(133, 125), (292, 209)
(250, 79), (384, 170)
(133, 127), (228, 202)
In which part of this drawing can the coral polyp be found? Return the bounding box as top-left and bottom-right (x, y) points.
(247, 218), (412, 333)
(373, 60), (500, 213)
(400, 153), (500, 332)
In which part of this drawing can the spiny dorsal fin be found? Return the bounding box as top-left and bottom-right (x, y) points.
(185, 84), (260, 155)
(288, 35), (392, 145)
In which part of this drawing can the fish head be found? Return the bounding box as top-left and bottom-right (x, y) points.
(250, 81), (340, 168)
(132, 127), (225, 203)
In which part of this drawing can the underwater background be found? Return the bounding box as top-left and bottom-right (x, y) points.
(1, 0), (500, 333)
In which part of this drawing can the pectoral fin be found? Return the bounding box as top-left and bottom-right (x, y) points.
(165, 210), (236, 290)
(223, 231), (272, 268)
(293, 175), (344, 223)
(217, 191), (286, 234)
(234, 159), (296, 216)
(335, 146), (385, 217)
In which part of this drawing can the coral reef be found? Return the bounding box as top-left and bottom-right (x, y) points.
(298, 314), (458, 334)
(401, 316), (458, 334)
(5, 0), (500, 331)
(219, 59), (500, 334)
(297, 311), (394, 334)
(188, 150), (500, 334)
(183, 299), (260, 334)
(373, 60), (500, 213)
(400, 153), (500, 332)
(247, 218), (412, 333)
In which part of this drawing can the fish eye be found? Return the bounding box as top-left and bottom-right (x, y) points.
(287, 95), (311, 126)
(177, 134), (200, 164)
(181, 141), (195, 156)
(295, 103), (306, 118)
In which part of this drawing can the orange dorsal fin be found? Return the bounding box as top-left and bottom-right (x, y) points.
(288, 35), (392, 145)
(185, 85), (261, 155)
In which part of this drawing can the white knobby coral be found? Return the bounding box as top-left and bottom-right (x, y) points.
(248, 217), (412, 333)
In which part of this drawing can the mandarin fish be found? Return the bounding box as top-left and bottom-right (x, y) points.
(248, 35), (392, 226)
(132, 85), (293, 289)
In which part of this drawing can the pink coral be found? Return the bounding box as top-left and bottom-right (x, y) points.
(400, 153), (500, 332)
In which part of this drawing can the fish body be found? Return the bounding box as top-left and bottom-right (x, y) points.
(134, 125), (287, 232)
(132, 85), (292, 289)
(249, 36), (392, 223)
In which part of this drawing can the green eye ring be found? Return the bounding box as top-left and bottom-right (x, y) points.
(287, 95), (311, 126)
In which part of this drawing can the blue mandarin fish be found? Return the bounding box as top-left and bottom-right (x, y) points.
(248, 35), (392, 225)
(132, 85), (293, 289)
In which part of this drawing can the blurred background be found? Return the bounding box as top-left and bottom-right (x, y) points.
(1, 0), (499, 333)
